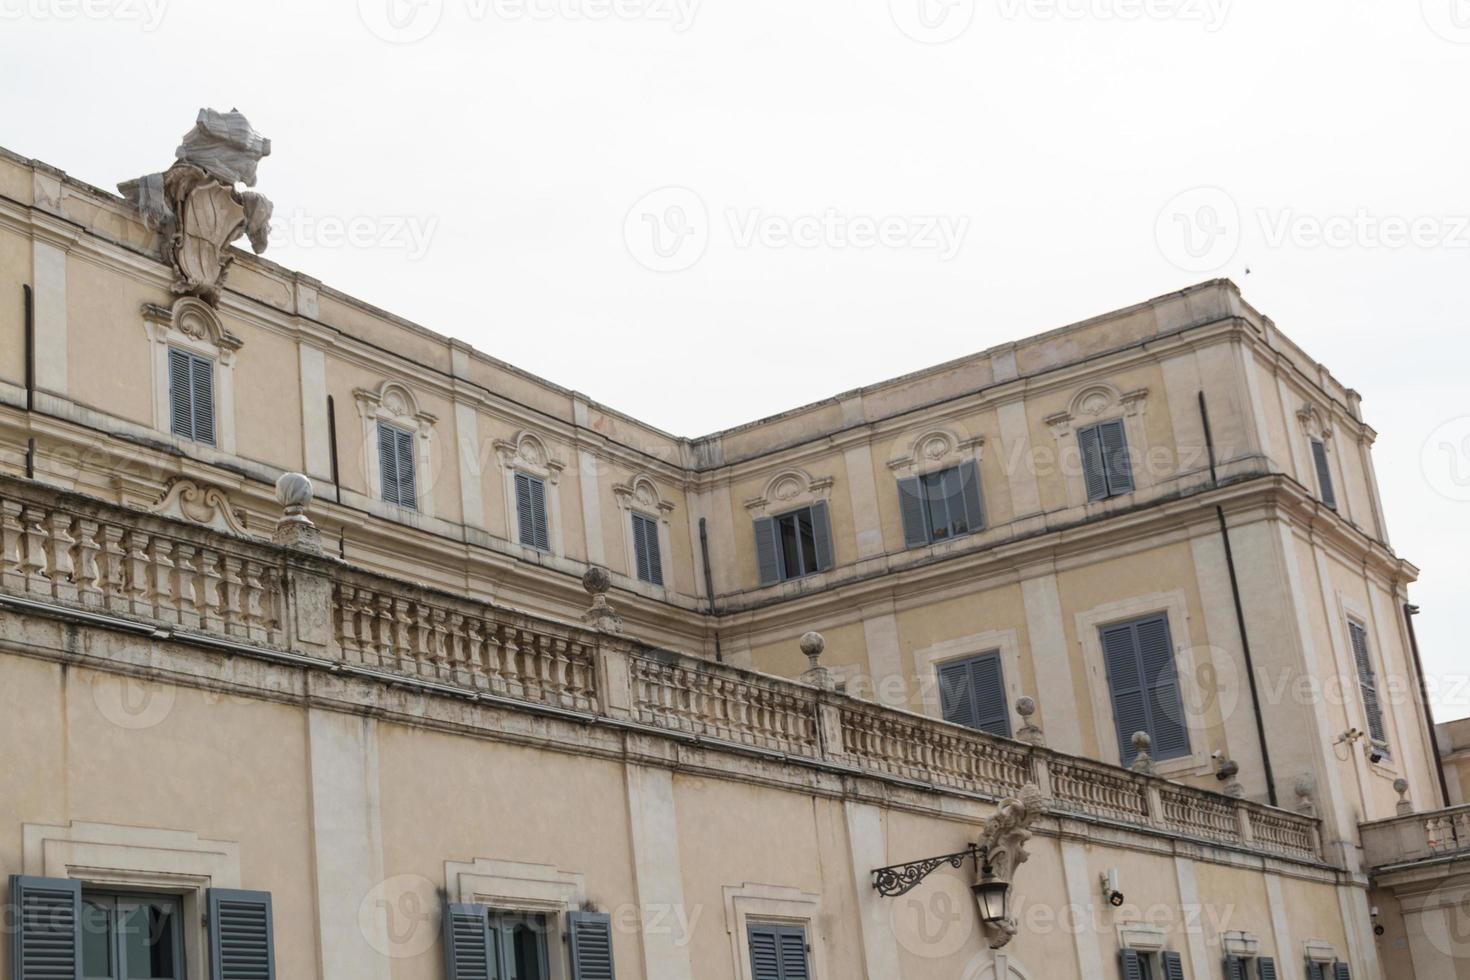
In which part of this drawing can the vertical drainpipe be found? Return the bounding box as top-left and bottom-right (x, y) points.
(23, 284), (34, 479)
(1199, 391), (1279, 807)
(699, 517), (722, 662)
(1403, 602), (1451, 808)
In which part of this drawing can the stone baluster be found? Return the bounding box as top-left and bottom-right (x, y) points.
(0, 499), (24, 592)
(172, 542), (201, 628)
(197, 548), (223, 632)
(220, 556), (246, 637)
(73, 518), (103, 608)
(122, 531), (151, 617)
(46, 512), (76, 602)
(98, 524), (127, 613)
(147, 535), (177, 621)
(20, 507), (48, 594)
(242, 559), (267, 641)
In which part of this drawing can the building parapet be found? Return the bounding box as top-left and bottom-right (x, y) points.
(1361, 804), (1470, 870)
(0, 471), (1324, 866)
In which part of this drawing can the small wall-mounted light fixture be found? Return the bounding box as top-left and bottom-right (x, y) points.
(1100, 870), (1125, 908)
(973, 863), (1011, 925)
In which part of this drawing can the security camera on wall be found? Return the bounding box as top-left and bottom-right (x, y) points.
(1100, 870), (1125, 908)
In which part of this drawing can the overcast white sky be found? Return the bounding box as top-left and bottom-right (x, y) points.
(2, 0), (1466, 718)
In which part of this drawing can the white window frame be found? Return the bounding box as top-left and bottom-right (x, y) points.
(723, 882), (826, 980)
(494, 430), (565, 556)
(142, 298), (240, 455)
(912, 628), (1024, 733)
(355, 381), (438, 517)
(1044, 383), (1151, 509)
(445, 857), (586, 980)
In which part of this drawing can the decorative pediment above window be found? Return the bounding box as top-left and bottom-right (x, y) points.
(493, 430), (565, 484)
(141, 298), (242, 453)
(353, 380), (437, 433)
(1296, 403), (1333, 442)
(142, 298), (243, 365)
(1221, 931), (1261, 958)
(743, 467), (834, 516)
(1044, 382), (1149, 439)
(613, 474), (674, 516)
(886, 427), (985, 477)
(1117, 922), (1167, 953)
(355, 381), (438, 516)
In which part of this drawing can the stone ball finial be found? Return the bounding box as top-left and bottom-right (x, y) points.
(1394, 777), (1413, 815)
(1131, 731), (1152, 753)
(582, 566), (611, 597)
(799, 631), (826, 659)
(1129, 731), (1156, 774)
(1016, 696), (1036, 719)
(275, 472), (313, 515)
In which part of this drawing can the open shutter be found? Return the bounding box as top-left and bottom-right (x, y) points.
(897, 476), (928, 548)
(809, 501), (834, 571)
(1078, 425), (1109, 501)
(1311, 439), (1337, 509)
(208, 888), (275, 980)
(10, 874), (81, 980)
(378, 423), (401, 505)
(644, 517), (663, 585)
(959, 459), (985, 533)
(442, 903), (493, 980)
(394, 427), (417, 510)
(528, 476), (548, 549)
(169, 348), (195, 439)
(969, 651), (1011, 738)
(1348, 622), (1387, 747)
(1136, 616), (1189, 759)
(1257, 957), (1278, 980)
(1305, 964), (1325, 980)
(1224, 956), (1246, 980)
(1331, 964), (1351, 980)
(1162, 950), (1186, 980)
(749, 926), (781, 980)
(190, 353), (216, 446)
(568, 911), (615, 980)
(938, 660), (978, 729)
(1120, 949), (1144, 980)
(1101, 623), (1150, 765)
(515, 473), (536, 546)
(1100, 419), (1133, 495)
(754, 517), (781, 586)
(777, 927), (810, 980)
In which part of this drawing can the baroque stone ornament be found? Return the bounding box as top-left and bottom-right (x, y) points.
(273, 472), (322, 555)
(581, 566), (623, 633)
(118, 108), (274, 307)
(149, 478), (251, 537)
(975, 783), (1046, 949)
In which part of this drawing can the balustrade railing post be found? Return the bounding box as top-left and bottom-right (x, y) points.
(1143, 776), (1166, 830)
(594, 634), (633, 720)
(1030, 748), (1053, 801)
(1235, 801), (1255, 846)
(814, 694), (844, 763)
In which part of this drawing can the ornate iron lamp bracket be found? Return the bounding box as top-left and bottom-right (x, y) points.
(871, 844), (986, 897)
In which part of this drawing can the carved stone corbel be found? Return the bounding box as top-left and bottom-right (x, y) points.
(976, 783), (1046, 949)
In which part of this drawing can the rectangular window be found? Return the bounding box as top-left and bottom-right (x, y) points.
(81, 892), (185, 980)
(897, 460), (985, 549)
(1078, 419), (1133, 501)
(167, 347), (215, 445)
(377, 422), (418, 510)
(747, 922), (810, 980)
(631, 512), (663, 586)
(1100, 614), (1190, 766)
(490, 911), (550, 980)
(1311, 439), (1337, 509)
(754, 502), (833, 586)
(514, 473), (550, 551)
(1348, 621), (1389, 754)
(937, 651), (1011, 737)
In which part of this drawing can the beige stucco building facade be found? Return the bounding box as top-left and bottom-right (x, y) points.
(0, 134), (1463, 979)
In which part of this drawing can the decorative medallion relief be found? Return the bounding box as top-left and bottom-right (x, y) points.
(149, 478), (252, 537)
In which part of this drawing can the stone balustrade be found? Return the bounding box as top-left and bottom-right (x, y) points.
(1361, 804), (1470, 869)
(0, 473), (1324, 866)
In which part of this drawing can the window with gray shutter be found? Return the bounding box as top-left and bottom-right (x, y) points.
(755, 504), (835, 584)
(747, 923), (809, 980)
(207, 888), (274, 980)
(1100, 614), (1190, 766)
(568, 911), (615, 980)
(1161, 950), (1185, 980)
(1305, 964), (1325, 980)
(1311, 439), (1337, 509)
(168, 347), (217, 445)
(1120, 949), (1146, 980)
(514, 473), (550, 551)
(1225, 956), (1246, 980)
(1257, 957), (1278, 980)
(897, 460), (985, 548)
(10, 874), (82, 979)
(377, 422), (418, 510)
(1348, 621), (1388, 753)
(937, 651), (1012, 737)
(1331, 964), (1351, 980)
(442, 904), (494, 980)
(631, 513), (663, 585)
(1079, 419), (1133, 501)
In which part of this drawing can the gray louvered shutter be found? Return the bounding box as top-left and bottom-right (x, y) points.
(938, 660), (978, 729)
(754, 517), (781, 586)
(529, 476), (548, 549)
(1079, 425), (1109, 501)
(1311, 439), (1337, 509)
(169, 348), (195, 439)
(1120, 949), (1144, 980)
(1225, 956), (1246, 980)
(208, 888), (275, 980)
(777, 926), (809, 980)
(191, 353), (216, 445)
(1331, 964), (1351, 980)
(632, 514), (663, 585)
(959, 459), (985, 533)
(898, 476), (928, 547)
(1102, 622), (1150, 766)
(1257, 957), (1278, 980)
(1137, 615), (1189, 759)
(1162, 950), (1186, 980)
(394, 427), (417, 510)
(1100, 419), (1133, 495)
(749, 926), (781, 980)
(1305, 964), (1324, 980)
(809, 501), (834, 571)
(442, 903), (493, 980)
(1348, 622), (1387, 747)
(568, 911), (615, 979)
(10, 874), (81, 980)
(378, 423), (401, 505)
(515, 473), (536, 546)
(970, 651), (1011, 738)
